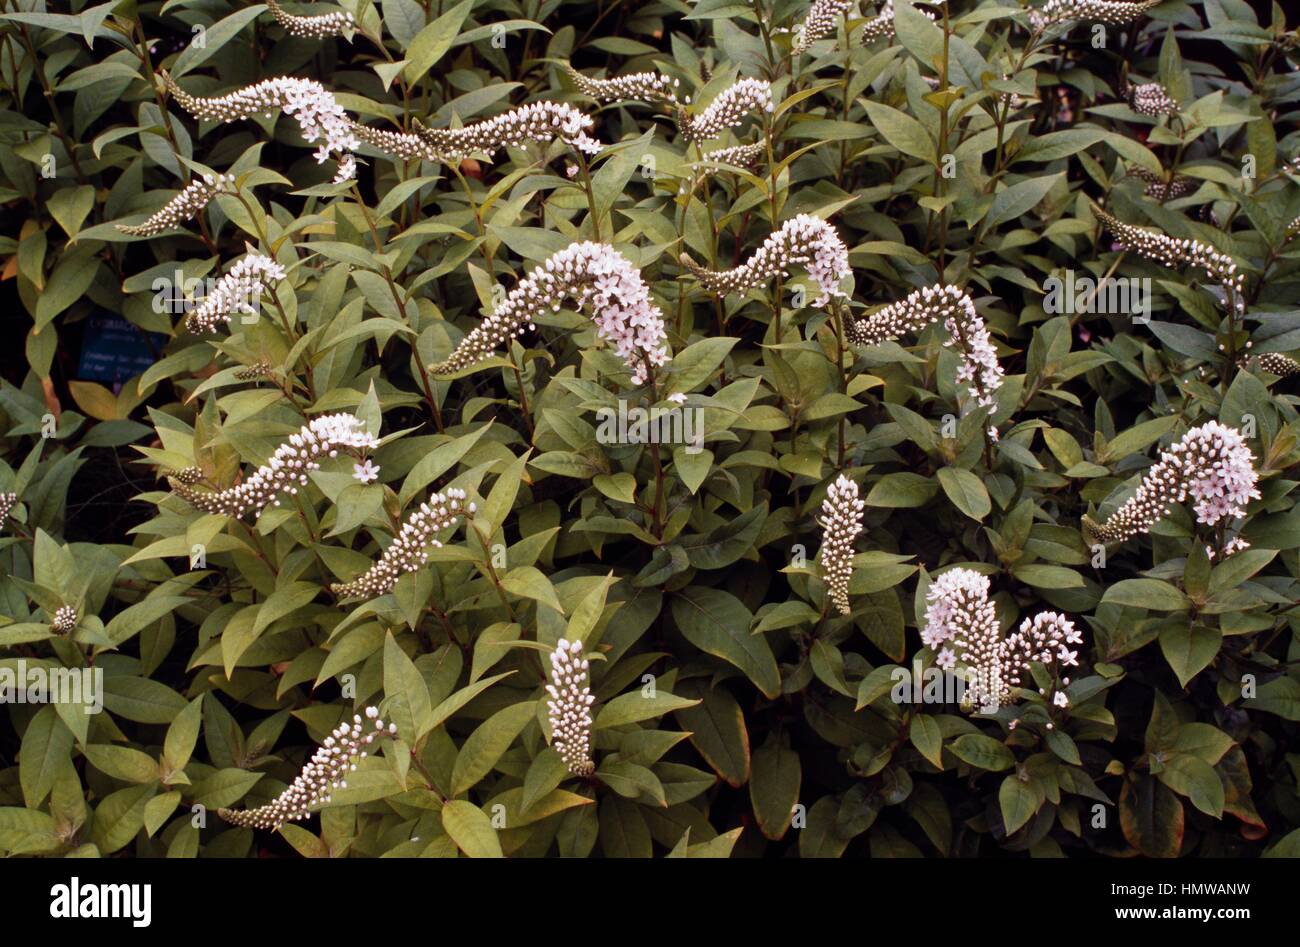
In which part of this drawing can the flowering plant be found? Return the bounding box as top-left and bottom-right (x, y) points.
(2, 0), (1299, 864)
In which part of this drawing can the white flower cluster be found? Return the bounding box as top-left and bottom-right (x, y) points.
(1128, 167), (1194, 201)
(234, 360), (275, 381)
(924, 569), (1082, 712)
(1257, 352), (1300, 377)
(862, 1), (932, 45)
(170, 414), (379, 518)
(699, 141), (765, 171)
(184, 253), (287, 334)
(818, 474), (864, 615)
(330, 489), (474, 599)
(162, 72), (359, 181)
(547, 639), (596, 776)
(564, 64), (680, 104)
(1207, 537), (1250, 561)
(432, 242), (670, 385)
(411, 102), (603, 161)
(169, 466), (204, 485)
(51, 605), (78, 635)
(117, 172), (233, 236)
(0, 491), (16, 527)
(679, 214), (851, 307)
(219, 707), (395, 831)
(678, 78), (774, 142)
(1093, 205), (1245, 316)
(1129, 82), (1178, 117)
(793, 0), (857, 53)
(1084, 421), (1261, 543)
(350, 121), (448, 162)
(1030, 0), (1159, 29)
(266, 0), (354, 39)
(847, 284), (1005, 410)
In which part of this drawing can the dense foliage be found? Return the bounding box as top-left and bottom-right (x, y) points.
(1, 0), (1299, 859)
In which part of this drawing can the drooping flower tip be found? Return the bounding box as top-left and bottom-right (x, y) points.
(185, 253), (287, 334)
(171, 414), (379, 518)
(564, 64), (680, 105)
(679, 78), (773, 142)
(1085, 420), (1260, 544)
(329, 488), (471, 599)
(411, 102), (603, 162)
(680, 214), (851, 308)
(117, 172), (234, 235)
(432, 242), (669, 385)
(218, 708), (389, 831)
(267, 0), (354, 39)
(924, 568), (1083, 712)
(847, 284), (1004, 410)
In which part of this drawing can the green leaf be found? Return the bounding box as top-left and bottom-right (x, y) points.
(985, 174), (1063, 230)
(936, 467), (991, 521)
(864, 101), (934, 163)
(384, 633), (434, 742)
(440, 800), (503, 857)
(909, 715), (944, 769)
(999, 773), (1040, 835)
(865, 472), (938, 509)
(1157, 755), (1225, 817)
(671, 587), (780, 699)
(594, 690), (700, 729)
(403, 0), (474, 85)
(450, 701), (537, 797)
(749, 737), (801, 840)
(1158, 623), (1222, 687)
(949, 733), (1015, 772)
(1103, 578), (1188, 611)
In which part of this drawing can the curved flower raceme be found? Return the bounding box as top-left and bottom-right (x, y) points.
(1129, 82), (1178, 117)
(162, 72), (359, 181)
(818, 474), (865, 615)
(412, 102), (603, 161)
(699, 141), (765, 171)
(1030, 0), (1160, 29)
(923, 569), (1083, 713)
(350, 121), (446, 162)
(678, 78), (774, 142)
(679, 214), (851, 308)
(1092, 205), (1245, 316)
(847, 284), (1005, 410)
(1128, 167), (1194, 201)
(0, 491), (17, 529)
(184, 253), (287, 334)
(219, 707), (395, 831)
(547, 639), (596, 776)
(116, 172), (233, 236)
(793, 0), (857, 53)
(564, 64), (680, 105)
(266, 0), (354, 39)
(432, 242), (670, 385)
(1083, 421), (1261, 544)
(169, 414), (379, 518)
(1257, 352), (1300, 377)
(330, 489), (474, 599)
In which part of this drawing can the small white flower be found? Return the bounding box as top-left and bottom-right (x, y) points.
(1053, 691), (1070, 708)
(353, 459), (381, 484)
(667, 392), (688, 404)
